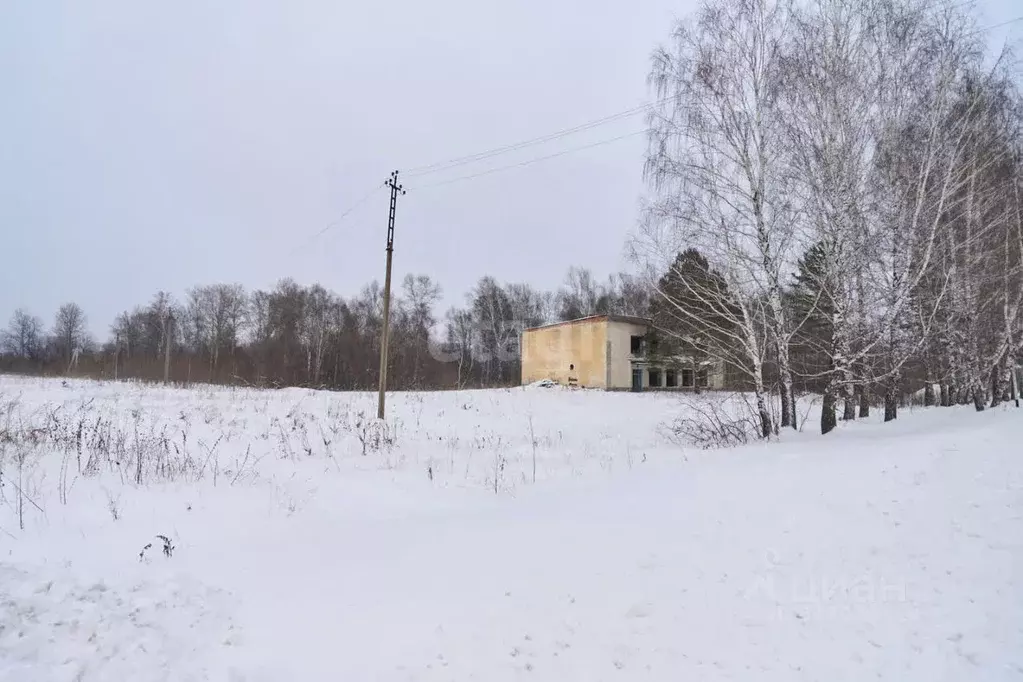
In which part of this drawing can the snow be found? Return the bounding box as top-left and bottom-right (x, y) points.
(1, 375), (1021, 680)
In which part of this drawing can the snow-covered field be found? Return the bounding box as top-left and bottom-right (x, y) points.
(1, 375), (1021, 681)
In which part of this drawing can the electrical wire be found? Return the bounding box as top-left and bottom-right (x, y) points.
(975, 15), (1023, 34)
(298, 5), (1020, 220)
(400, 0), (983, 181)
(406, 129), (649, 191)
(403, 98), (670, 178)
(288, 183), (384, 255)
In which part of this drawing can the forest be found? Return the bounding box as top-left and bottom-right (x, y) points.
(636, 0), (1023, 434)
(0, 267), (649, 393)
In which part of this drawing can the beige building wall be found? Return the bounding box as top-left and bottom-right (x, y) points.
(521, 318), (608, 388)
(521, 315), (727, 391)
(606, 320), (651, 389)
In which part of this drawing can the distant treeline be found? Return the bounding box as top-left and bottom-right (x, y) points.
(0, 267), (649, 391)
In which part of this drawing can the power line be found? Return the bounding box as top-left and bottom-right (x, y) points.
(288, 183), (384, 255)
(302, 5), (1019, 212)
(976, 15), (1023, 34)
(400, 1), (982, 181)
(406, 129), (649, 191)
(403, 98), (668, 178)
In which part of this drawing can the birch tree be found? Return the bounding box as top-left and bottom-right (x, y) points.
(645, 0), (800, 430)
(2, 309), (44, 360)
(933, 73), (1023, 410)
(398, 274), (441, 387)
(781, 0), (984, 431)
(186, 283), (248, 379)
(52, 302), (88, 366)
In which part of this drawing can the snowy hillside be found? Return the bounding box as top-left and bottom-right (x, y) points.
(1, 376), (1021, 681)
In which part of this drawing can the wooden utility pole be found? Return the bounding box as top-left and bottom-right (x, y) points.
(163, 311), (174, 385)
(377, 171), (405, 419)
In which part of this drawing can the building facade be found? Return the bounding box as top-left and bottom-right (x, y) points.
(520, 314), (725, 391)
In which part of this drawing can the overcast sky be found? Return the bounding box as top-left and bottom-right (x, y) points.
(1, 0), (1019, 338)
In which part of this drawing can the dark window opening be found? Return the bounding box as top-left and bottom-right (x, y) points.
(681, 369), (695, 387)
(649, 337), (659, 354)
(697, 367), (709, 387)
(630, 335), (644, 354)
(665, 369), (678, 387)
(648, 368), (662, 388)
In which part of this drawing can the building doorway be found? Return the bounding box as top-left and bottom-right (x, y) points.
(631, 367), (643, 392)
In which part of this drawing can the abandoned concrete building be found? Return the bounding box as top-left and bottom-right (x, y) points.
(520, 314), (725, 391)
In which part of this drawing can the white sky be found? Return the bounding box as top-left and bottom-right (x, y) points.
(0, 0), (1019, 337)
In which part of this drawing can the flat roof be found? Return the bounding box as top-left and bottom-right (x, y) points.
(522, 314), (652, 333)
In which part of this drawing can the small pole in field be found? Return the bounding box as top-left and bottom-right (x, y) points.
(163, 311), (174, 385)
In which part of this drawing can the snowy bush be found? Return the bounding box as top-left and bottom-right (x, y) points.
(666, 393), (763, 449)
